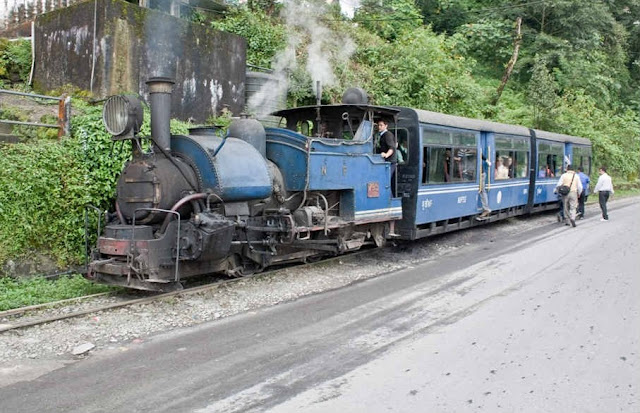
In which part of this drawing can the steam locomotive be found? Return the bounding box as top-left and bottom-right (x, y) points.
(87, 77), (591, 291)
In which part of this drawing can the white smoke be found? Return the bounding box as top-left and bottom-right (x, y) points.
(248, 0), (356, 119)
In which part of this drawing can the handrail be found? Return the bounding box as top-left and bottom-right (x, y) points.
(0, 89), (71, 138)
(84, 205), (106, 274)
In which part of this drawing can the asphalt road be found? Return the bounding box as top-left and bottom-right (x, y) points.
(1, 199), (638, 413)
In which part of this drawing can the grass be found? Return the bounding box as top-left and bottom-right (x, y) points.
(0, 274), (116, 311)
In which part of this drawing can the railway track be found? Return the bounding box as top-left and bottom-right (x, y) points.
(0, 248), (378, 334)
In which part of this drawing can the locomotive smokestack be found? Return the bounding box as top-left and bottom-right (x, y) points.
(146, 77), (174, 152)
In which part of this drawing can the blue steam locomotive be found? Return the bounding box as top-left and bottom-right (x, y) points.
(87, 78), (591, 291)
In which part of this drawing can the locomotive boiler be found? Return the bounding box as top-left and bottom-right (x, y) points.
(87, 78), (402, 291)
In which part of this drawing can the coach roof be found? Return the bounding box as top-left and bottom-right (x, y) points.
(410, 108), (590, 145)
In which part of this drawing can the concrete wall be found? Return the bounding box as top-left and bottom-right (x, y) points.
(33, 0), (246, 122)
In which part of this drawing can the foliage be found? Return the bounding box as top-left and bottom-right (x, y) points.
(527, 56), (558, 130)
(210, 7), (287, 68)
(205, 107), (234, 131)
(417, 0), (471, 35)
(0, 138), (90, 265)
(453, 19), (515, 77)
(354, 0), (423, 41)
(0, 274), (114, 311)
(552, 91), (640, 180)
(362, 27), (487, 117)
(0, 102), (190, 268)
(0, 38), (32, 87)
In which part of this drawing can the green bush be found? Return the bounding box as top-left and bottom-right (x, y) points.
(0, 102), (190, 268)
(0, 274), (114, 311)
(210, 8), (287, 68)
(0, 38), (32, 86)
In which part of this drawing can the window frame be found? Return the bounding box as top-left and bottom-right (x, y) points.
(494, 134), (530, 181)
(421, 125), (479, 185)
(573, 146), (592, 175)
(537, 142), (564, 178)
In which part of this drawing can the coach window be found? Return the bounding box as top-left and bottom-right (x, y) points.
(537, 142), (563, 177)
(421, 127), (477, 184)
(495, 135), (529, 180)
(573, 146), (592, 175)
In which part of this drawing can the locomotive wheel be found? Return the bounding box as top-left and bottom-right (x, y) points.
(158, 282), (184, 292)
(225, 254), (263, 278)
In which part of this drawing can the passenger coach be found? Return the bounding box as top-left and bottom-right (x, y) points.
(391, 108), (592, 239)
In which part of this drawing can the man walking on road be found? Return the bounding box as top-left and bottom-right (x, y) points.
(556, 165), (582, 227)
(594, 166), (614, 221)
(576, 166), (590, 219)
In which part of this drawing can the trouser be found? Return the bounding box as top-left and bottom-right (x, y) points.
(563, 191), (578, 221)
(479, 190), (490, 212)
(558, 198), (565, 219)
(577, 193), (587, 217)
(599, 191), (610, 219)
(478, 172), (490, 213)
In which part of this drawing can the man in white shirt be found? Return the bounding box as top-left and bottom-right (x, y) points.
(593, 166), (614, 221)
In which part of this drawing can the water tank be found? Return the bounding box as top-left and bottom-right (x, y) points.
(171, 135), (272, 202)
(228, 116), (267, 158)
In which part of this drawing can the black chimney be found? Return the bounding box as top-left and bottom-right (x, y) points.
(146, 77), (175, 152)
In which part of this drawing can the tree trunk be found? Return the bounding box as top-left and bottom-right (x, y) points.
(490, 17), (522, 107)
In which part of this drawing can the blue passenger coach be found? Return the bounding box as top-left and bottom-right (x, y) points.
(392, 107), (591, 240)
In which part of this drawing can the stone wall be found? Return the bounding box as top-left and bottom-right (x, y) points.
(33, 0), (246, 121)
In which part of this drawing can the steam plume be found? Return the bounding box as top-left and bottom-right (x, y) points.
(248, 0), (356, 119)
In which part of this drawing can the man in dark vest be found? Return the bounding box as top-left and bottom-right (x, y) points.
(377, 119), (397, 196)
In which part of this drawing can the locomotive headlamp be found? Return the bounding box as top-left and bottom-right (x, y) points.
(102, 95), (144, 139)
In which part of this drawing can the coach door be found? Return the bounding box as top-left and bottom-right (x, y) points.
(479, 132), (493, 211)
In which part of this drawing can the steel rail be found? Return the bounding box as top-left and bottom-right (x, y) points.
(0, 292), (111, 318)
(0, 248), (377, 333)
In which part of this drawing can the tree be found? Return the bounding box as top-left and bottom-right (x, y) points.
(490, 17), (522, 106)
(354, 0), (423, 41)
(416, 0), (470, 34)
(527, 56), (558, 130)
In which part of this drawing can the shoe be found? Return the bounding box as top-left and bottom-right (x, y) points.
(480, 210), (490, 217)
(564, 222), (570, 226)
(600, 218), (608, 222)
(570, 219), (576, 227)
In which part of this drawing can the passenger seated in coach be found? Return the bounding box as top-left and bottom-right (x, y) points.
(505, 156), (514, 178)
(546, 164), (554, 177)
(444, 149), (461, 182)
(495, 158), (509, 180)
